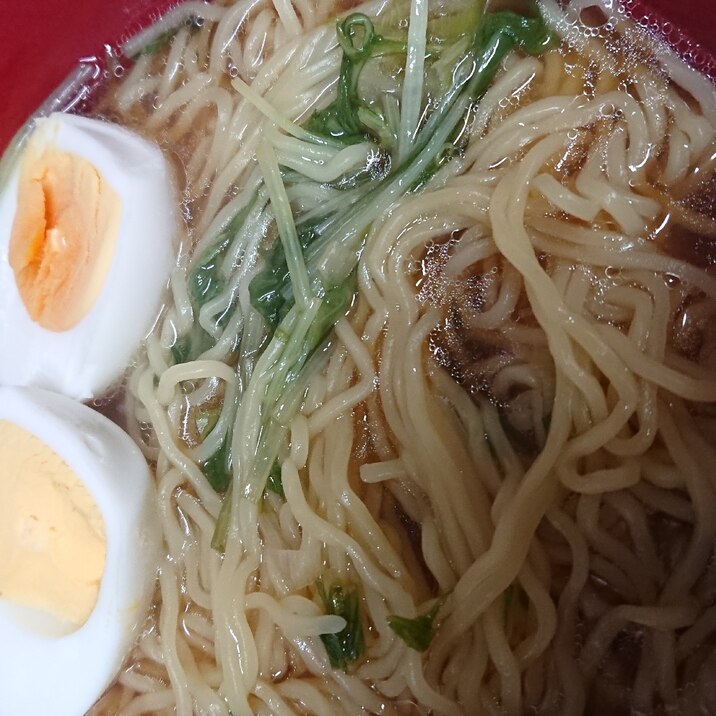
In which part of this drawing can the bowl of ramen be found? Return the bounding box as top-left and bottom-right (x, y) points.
(1, 0), (716, 714)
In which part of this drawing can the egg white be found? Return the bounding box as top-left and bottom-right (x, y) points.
(0, 112), (177, 400)
(0, 386), (160, 716)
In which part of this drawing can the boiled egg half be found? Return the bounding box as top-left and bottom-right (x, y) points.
(0, 112), (177, 400)
(0, 385), (160, 716)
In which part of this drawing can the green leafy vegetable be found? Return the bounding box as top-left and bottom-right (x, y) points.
(170, 198), (258, 493)
(171, 205), (246, 367)
(265, 461), (285, 499)
(139, 16), (203, 56)
(479, 9), (554, 56)
(195, 405), (221, 439)
(317, 580), (365, 669)
(170, 325), (213, 365)
(388, 598), (444, 652)
(212, 6), (555, 547)
(305, 14), (406, 146)
(211, 483), (232, 553)
(250, 10), (553, 343)
(249, 219), (321, 332)
(201, 432), (233, 493)
(142, 28), (181, 56)
(188, 198), (255, 309)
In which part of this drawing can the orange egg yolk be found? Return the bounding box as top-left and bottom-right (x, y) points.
(8, 146), (120, 332)
(0, 420), (106, 630)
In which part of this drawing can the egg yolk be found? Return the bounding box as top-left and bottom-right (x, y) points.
(0, 420), (107, 629)
(8, 143), (120, 332)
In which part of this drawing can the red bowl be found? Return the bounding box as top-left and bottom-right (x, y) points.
(0, 0), (714, 153)
(0, 0), (176, 152)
